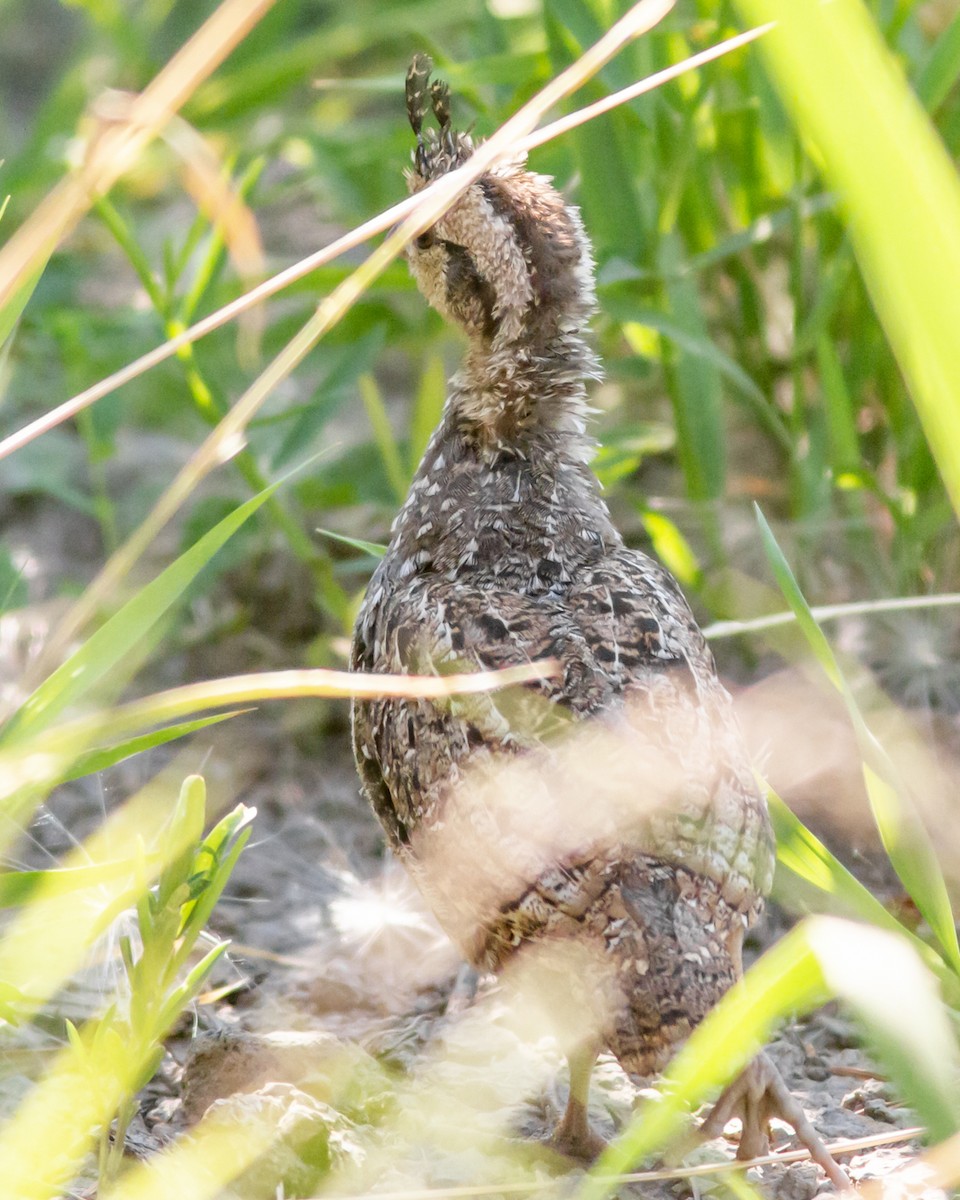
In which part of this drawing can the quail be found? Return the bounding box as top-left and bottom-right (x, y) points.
(351, 55), (848, 1187)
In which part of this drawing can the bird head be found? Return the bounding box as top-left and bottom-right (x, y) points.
(403, 55), (595, 352)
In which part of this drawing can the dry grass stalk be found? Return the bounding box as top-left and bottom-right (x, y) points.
(0, 0), (278, 316)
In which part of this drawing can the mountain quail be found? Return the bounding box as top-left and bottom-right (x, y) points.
(351, 55), (848, 1187)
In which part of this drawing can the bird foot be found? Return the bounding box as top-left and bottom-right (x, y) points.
(544, 1094), (608, 1163)
(695, 1052), (851, 1190)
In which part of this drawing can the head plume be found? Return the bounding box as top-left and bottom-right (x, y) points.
(402, 55), (595, 351)
(406, 54), (474, 178)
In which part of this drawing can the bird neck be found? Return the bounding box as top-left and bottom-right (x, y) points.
(447, 326), (600, 461)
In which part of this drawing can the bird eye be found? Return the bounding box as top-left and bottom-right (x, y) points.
(415, 231), (436, 250)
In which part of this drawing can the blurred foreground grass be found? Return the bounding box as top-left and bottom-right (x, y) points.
(3, 0), (960, 1196)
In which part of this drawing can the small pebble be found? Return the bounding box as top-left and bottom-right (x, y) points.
(804, 1056), (831, 1082)
(863, 1097), (897, 1123)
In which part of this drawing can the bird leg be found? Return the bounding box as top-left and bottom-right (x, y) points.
(696, 1052), (851, 1190)
(545, 1044), (608, 1162)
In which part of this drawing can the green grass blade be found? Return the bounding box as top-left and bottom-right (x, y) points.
(0, 859), (163, 910)
(95, 196), (166, 314)
(916, 8), (960, 113)
(658, 236), (726, 502)
(616, 301), (768, 412)
(754, 506), (843, 687)
(571, 110), (647, 263)
(816, 335), (861, 472)
(316, 528), (386, 559)
(58, 710), (245, 785)
(734, 0), (960, 519)
(178, 157), (265, 327)
(638, 508), (701, 590)
(156, 941), (230, 1031)
(359, 371), (409, 504)
(767, 784), (958, 995)
(175, 802), (255, 953)
(156, 773), (207, 911)
(756, 505), (960, 976)
(770, 785), (903, 932)
(0, 485), (277, 746)
(409, 351), (446, 473)
(544, 0), (647, 262)
(0, 258), (45, 349)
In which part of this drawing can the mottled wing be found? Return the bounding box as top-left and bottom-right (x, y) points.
(352, 569), (582, 849)
(565, 548), (775, 909)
